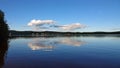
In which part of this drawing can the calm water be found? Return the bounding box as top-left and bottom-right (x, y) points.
(0, 36), (120, 68)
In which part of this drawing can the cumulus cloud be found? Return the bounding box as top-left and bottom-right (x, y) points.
(52, 23), (86, 30)
(27, 19), (86, 31)
(28, 19), (55, 26)
(28, 19), (56, 31)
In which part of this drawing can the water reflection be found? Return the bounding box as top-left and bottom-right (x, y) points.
(28, 42), (54, 51)
(28, 37), (86, 51)
(4, 36), (120, 68)
(0, 39), (9, 68)
(57, 38), (85, 47)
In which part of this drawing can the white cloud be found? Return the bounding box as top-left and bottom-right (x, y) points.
(28, 19), (55, 26)
(54, 23), (86, 30)
(27, 19), (86, 31)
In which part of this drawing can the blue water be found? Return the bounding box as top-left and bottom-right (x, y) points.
(1, 36), (120, 68)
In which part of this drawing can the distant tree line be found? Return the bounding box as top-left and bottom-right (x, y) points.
(9, 30), (120, 37)
(0, 10), (9, 39)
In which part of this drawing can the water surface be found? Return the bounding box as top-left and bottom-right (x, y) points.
(1, 36), (120, 68)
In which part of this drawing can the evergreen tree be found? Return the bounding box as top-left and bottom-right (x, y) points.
(0, 10), (9, 39)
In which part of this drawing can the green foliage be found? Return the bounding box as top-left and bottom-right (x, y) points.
(0, 10), (9, 39)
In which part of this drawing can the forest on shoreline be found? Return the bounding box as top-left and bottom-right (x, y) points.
(9, 30), (120, 37)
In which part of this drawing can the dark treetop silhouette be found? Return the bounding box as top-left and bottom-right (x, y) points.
(0, 10), (9, 68)
(0, 10), (9, 39)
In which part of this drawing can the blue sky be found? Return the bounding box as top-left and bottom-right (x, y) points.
(0, 0), (120, 32)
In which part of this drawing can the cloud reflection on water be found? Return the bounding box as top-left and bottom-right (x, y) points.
(57, 38), (85, 47)
(28, 43), (54, 51)
(28, 37), (86, 51)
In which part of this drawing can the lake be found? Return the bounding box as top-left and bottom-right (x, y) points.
(1, 36), (120, 68)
